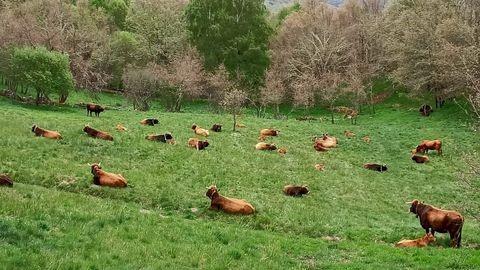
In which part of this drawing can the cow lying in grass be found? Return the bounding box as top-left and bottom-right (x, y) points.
(188, 138), (209, 150)
(0, 174), (13, 187)
(363, 163), (388, 172)
(395, 233), (436, 248)
(31, 125), (62, 140)
(83, 125), (113, 141)
(206, 185), (255, 215)
(192, 124), (209, 137)
(90, 163), (127, 188)
(211, 124), (222, 132)
(313, 134), (337, 151)
(415, 140), (442, 155)
(408, 199), (464, 248)
(419, 104), (433, 116)
(116, 124), (127, 131)
(260, 128), (280, 137)
(283, 185), (309, 197)
(140, 118), (159, 126)
(86, 103), (104, 117)
(146, 133), (175, 144)
(255, 142), (277, 151)
(412, 154), (429, 163)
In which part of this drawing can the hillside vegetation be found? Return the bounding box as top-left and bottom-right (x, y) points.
(1, 91), (479, 269)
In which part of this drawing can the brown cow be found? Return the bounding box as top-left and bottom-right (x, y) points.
(313, 134), (338, 149)
(140, 118), (159, 126)
(192, 124), (209, 137)
(363, 163), (388, 172)
(395, 233), (436, 248)
(31, 125), (62, 140)
(408, 200), (464, 248)
(211, 124), (222, 132)
(412, 154), (429, 164)
(206, 185), (255, 215)
(83, 125), (113, 141)
(0, 174), (13, 187)
(416, 140), (442, 155)
(146, 133), (175, 144)
(260, 129), (280, 137)
(255, 142), (277, 151)
(90, 163), (127, 188)
(86, 103), (104, 117)
(283, 185), (309, 197)
(188, 138), (209, 150)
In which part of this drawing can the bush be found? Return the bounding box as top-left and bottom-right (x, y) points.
(9, 47), (74, 104)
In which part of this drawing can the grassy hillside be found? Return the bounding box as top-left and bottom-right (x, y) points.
(1, 91), (479, 269)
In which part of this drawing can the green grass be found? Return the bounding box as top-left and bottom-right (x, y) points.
(0, 91), (479, 269)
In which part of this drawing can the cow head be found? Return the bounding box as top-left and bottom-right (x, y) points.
(31, 125), (37, 133)
(165, 133), (173, 140)
(269, 144), (277, 150)
(153, 119), (159, 124)
(300, 186), (309, 195)
(90, 163), (102, 175)
(191, 124), (197, 130)
(206, 185), (218, 199)
(424, 232), (436, 243)
(407, 199), (420, 215)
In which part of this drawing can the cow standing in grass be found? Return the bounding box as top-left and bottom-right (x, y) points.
(87, 103), (104, 117)
(408, 200), (464, 248)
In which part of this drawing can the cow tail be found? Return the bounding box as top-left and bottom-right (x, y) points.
(456, 222), (463, 248)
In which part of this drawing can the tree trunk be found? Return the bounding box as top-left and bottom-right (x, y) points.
(36, 91), (40, 105)
(59, 93), (68, 104)
(233, 113), (236, 132)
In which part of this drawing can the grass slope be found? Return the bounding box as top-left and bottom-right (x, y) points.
(0, 91), (479, 269)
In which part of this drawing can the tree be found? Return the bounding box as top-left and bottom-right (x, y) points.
(10, 46), (74, 104)
(89, 0), (129, 29)
(381, 0), (462, 107)
(126, 0), (189, 64)
(185, 0), (272, 110)
(123, 64), (163, 111)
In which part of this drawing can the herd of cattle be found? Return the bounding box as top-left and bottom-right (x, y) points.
(0, 103), (465, 248)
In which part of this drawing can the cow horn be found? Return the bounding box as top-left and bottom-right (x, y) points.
(405, 201), (414, 204)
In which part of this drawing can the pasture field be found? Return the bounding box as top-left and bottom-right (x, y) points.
(0, 91), (479, 269)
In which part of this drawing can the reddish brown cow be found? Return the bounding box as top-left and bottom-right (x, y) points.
(416, 140), (442, 155)
(31, 125), (62, 140)
(408, 200), (464, 248)
(188, 138), (209, 150)
(283, 185), (309, 197)
(83, 125), (113, 141)
(395, 233), (436, 248)
(86, 103), (104, 117)
(255, 142), (277, 151)
(90, 163), (127, 188)
(206, 185), (255, 215)
(260, 129), (280, 137)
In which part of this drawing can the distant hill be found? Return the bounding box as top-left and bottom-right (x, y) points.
(265, 0), (344, 11)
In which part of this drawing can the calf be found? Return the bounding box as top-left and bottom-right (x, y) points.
(363, 163), (388, 172)
(83, 125), (113, 141)
(419, 104), (433, 116)
(140, 118), (159, 126)
(211, 124), (222, 132)
(31, 125), (62, 140)
(408, 200), (464, 247)
(146, 133), (175, 144)
(416, 140), (442, 155)
(188, 138), (209, 150)
(0, 174), (13, 187)
(90, 163), (127, 188)
(395, 233), (436, 248)
(344, 130), (355, 137)
(255, 142), (277, 151)
(412, 154), (429, 164)
(206, 185), (255, 215)
(283, 185), (309, 197)
(260, 128), (280, 137)
(192, 124), (209, 137)
(86, 103), (104, 117)
(116, 124), (127, 132)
